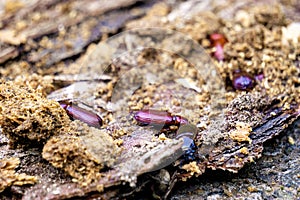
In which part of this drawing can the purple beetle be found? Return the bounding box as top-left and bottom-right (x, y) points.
(232, 70), (255, 91)
(134, 109), (189, 127)
(59, 101), (103, 128)
(210, 33), (227, 61)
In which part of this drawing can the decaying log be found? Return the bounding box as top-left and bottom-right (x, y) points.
(0, 0), (154, 67)
(0, 0), (299, 199)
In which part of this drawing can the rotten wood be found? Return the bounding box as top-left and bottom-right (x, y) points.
(0, 0), (299, 199)
(20, 99), (300, 200)
(0, 0), (153, 67)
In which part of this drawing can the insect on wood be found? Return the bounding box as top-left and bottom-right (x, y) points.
(59, 101), (103, 128)
(134, 109), (189, 127)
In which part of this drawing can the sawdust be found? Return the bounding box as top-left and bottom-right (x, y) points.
(0, 80), (70, 147)
(42, 121), (121, 186)
(229, 122), (252, 143)
(14, 73), (54, 97)
(0, 108), (119, 188)
(240, 147), (249, 155)
(181, 161), (202, 181)
(0, 157), (36, 192)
